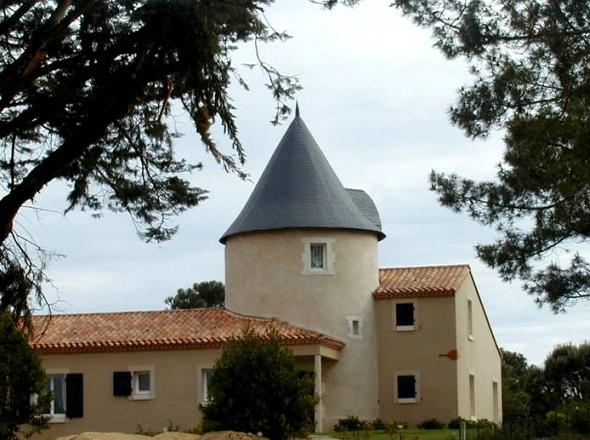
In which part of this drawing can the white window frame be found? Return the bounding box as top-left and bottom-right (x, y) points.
(202, 368), (215, 403)
(467, 299), (475, 341)
(346, 315), (363, 339)
(128, 365), (155, 400)
(395, 370), (419, 404)
(469, 373), (476, 419)
(394, 300), (417, 331)
(45, 368), (69, 423)
(301, 237), (335, 275)
(492, 379), (500, 421)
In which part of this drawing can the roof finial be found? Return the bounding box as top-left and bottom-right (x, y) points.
(295, 101), (300, 118)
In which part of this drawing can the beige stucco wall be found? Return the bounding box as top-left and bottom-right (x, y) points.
(225, 229), (381, 429)
(35, 348), (220, 440)
(35, 345), (323, 440)
(375, 296), (459, 425)
(454, 275), (502, 423)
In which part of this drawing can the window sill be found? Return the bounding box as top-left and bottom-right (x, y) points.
(397, 398), (418, 404)
(48, 415), (67, 424)
(301, 269), (334, 276)
(128, 393), (155, 401)
(396, 325), (415, 332)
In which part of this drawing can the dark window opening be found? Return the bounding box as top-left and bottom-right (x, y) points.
(397, 375), (416, 400)
(396, 303), (415, 327)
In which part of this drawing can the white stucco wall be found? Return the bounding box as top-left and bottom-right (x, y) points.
(225, 228), (381, 429)
(455, 275), (503, 423)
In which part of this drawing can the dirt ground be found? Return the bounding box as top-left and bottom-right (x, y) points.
(53, 431), (264, 440)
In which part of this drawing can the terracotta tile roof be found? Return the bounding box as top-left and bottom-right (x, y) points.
(373, 264), (471, 299)
(30, 308), (344, 355)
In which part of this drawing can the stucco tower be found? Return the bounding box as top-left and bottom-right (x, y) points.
(221, 107), (386, 430)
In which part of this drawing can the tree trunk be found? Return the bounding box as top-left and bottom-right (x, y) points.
(0, 75), (147, 244)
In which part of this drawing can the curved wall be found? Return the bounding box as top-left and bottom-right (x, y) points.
(225, 228), (381, 427)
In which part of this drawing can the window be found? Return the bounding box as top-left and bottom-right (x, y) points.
(202, 369), (214, 403)
(395, 372), (418, 403)
(493, 381), (499, 421)
(468, 299), (474, 340)
(395, 302), (415, 330)
(47, 374), (66, 418)
(44, 371), (84, 422)
(346, 315), (362, 339)
(127, 366), (155, 400)
(310, 244), (326, 269)
(134, 371), (151, 394)
(301, 237), (335, 275)
(469, 374), (476, 418)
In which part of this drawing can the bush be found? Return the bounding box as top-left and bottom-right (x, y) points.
(448, 417), (465, 429)
(417, 418), (444, 430)
(334, 415), (369, 431)
(472, 418), (497, 430)
(542, 411), (569, 436)
(569, 405), (590, 434)
(200, 326), (316, 440)
(0, 313), (51, 439)
(371, 418), (387, 430)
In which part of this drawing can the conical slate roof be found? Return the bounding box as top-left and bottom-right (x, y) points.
(220, 109), (385, 243)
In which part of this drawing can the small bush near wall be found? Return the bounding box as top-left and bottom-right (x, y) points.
(447, 418), (464, 429)
(371, 418), (387, 430)
(417, 419), (444, 430)
(200, 327), (316, 440)
(334, 416), (369, 431)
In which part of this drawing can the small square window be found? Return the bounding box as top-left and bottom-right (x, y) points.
(128, 366), (155, 400)
(396, 302), (415, 330)
(135, 372), (150, 393)
(310, 244), (326, 269)
(346, 315), (362, 339)
(396, 374), (418, 403)
(302, 237), (334, 275)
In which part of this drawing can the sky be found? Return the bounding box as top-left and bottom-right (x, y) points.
(17, 1), (590, 366)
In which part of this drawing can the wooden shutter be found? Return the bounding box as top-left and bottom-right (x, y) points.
(65, 373), (84, 418)
(113, 371), (133, 396)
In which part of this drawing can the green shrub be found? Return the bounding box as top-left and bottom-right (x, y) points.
(544, 411), (570, 436)
(472, 418), (497, 430)
(334, 415), (369, 431)
(417, 418), (444, 430)
(371, 418), (387, 430)
(447, 417), (465, 429)
(200, 326), (316, 440)
(569, 406), (590, 435)
(0, 313), (51, 439)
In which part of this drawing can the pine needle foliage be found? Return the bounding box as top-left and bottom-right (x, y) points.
(0, 0), (303, 324)
(0, 312), (51, 439)
(394, 0), (590, 311)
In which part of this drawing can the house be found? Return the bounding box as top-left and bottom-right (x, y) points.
(31, 108), (502, 438)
